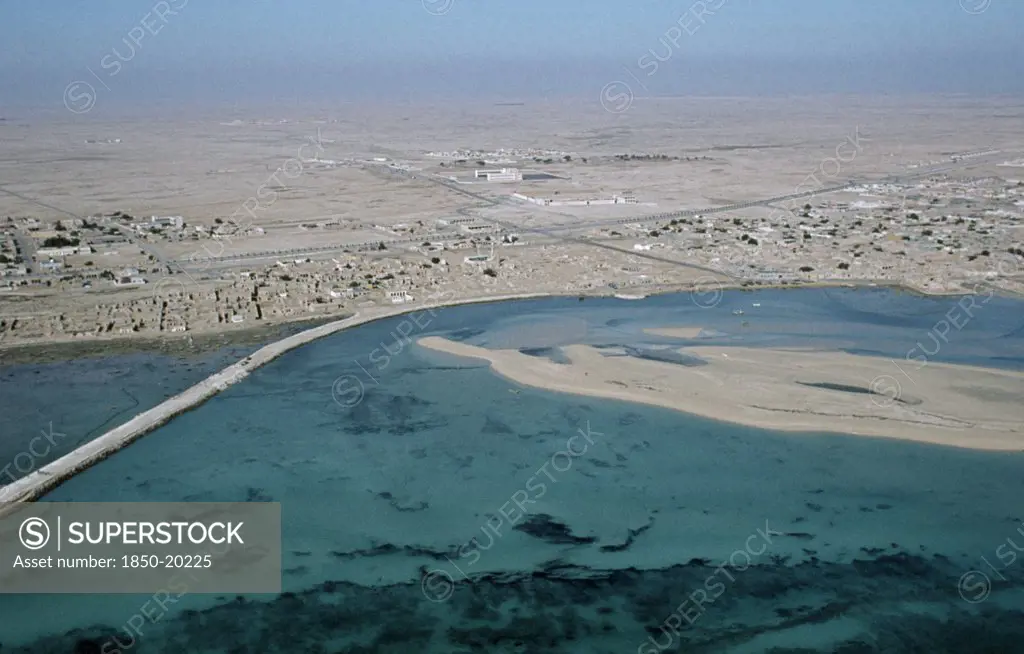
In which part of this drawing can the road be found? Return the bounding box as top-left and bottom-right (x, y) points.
(180, 150), (1013, 278)
(337, 152), (1013, 281)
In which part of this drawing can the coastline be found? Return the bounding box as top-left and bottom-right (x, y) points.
(2, 277), (1017, 365)
(0, 317), (344, 366)
(2, 278), (1021, 510)
(0, 291), (553, 511)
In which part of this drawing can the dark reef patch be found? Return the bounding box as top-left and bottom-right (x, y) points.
(9, 551), (1023, 654)
(514, 514), (597, 545)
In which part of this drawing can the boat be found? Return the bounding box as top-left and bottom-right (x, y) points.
(614, 294), (647, 300)
(751, 303), (761, 307)
(732, 309), (745, 315)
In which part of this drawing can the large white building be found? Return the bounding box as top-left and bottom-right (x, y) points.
(474, 168), (522, 182)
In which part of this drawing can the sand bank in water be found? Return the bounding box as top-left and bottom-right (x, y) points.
(644, 327), (707, 339)
(418, 337), (1024, 451)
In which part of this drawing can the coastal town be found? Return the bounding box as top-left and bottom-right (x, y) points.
(1, 112), (1022, 351)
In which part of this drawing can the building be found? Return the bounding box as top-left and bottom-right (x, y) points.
(114, 275), (147, 286)
(460, 224), (497, 235)
(512, 192), (638, 207)
(474, 168), (522, 182)
(387, 291), (413, 304)
(36, 245), (92, 258)
(113, 267), (146, 286)
(150, 216), (184, 229)
(437, 217), (476, 227)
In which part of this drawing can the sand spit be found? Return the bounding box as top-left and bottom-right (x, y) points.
(644, 327), (708, 339)
(0, 293), (551, 512)
(418, 337), (1024, 451)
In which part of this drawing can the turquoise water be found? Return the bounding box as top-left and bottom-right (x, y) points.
(0, 345), (274, 488)
(2, 288), (1024, 653)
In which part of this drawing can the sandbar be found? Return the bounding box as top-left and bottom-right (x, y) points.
(644, 327), (707, 339)
(418, 337), (1024, 451)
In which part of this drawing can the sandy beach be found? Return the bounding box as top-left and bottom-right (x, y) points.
(418, 336), (1024, 451)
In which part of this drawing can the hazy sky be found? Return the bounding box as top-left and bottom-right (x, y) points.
(2, 0), (1023, 109)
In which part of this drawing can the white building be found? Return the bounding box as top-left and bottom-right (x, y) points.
(36, 245), (92, 258)
(114, 275), (147, 286)
(388, 291), (413, 304)
(512, 192), (638, 207)
(475, 168), (522, 182)
(151, 216), (184, 229)
(460, 224), (497, 235)
(438, 217), (475, 227)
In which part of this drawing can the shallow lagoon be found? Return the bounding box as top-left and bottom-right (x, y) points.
(2, 288), (1024, 653)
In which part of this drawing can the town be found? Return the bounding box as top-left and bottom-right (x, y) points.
(1, 106), (1022, 348)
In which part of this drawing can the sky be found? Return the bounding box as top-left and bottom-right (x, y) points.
(1, 0), (1023, 110)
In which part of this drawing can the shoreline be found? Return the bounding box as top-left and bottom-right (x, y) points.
(2, 279), (1021, 510)
(0, 317), (344, 366)
(0, 291), (553, 511)
(2, 277), (1018, 366)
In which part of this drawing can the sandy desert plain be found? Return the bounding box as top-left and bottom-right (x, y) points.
(0, 94), (1023, 367)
